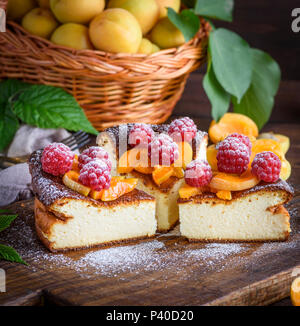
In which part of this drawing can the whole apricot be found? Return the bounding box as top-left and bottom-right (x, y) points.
(151, 43), (160, 53)
(51, 23), (93, 50)
(108, 0), (159, 35)
(138, 38), (155, 54)
(89, 9), (142, 54)
(155, 0), (181, 18)
(151, 17), (185, 49)
(7, 0), (36, 21)
(50, 0), (105, 24)
(37, 0), (50, 8)
(22, 8), (58, 39)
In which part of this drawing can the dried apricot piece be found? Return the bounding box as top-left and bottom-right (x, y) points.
(90, 190), (104, 200)
(208, 113), (259, 144)
(179, 183), (201, 199)
(72, 155), (80, 172)
(152, 165), (174, 186)
(173, 167), (184, 178)
(216, 190), (232, 200)
(101, 177), (138, 202)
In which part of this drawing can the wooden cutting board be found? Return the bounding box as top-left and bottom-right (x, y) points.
(0, 122), (299, 306)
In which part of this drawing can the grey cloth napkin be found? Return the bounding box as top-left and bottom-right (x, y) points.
(0, 163), (33, 206)
(0, 125), (73, 207)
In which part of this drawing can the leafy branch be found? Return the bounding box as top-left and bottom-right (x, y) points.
(0, 80), (98, 152)
(0, 212), (27, 265)
(168, 0), (281, 129)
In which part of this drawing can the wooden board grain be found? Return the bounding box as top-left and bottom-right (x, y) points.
(0, 121), (299, 306)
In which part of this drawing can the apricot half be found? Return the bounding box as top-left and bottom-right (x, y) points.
(173, 142), (193, 169)
(251, 139), (283, 160)
(63, 171), (91, 196)
(280, 159), (291, 181)
(206, 144), (218, 171)
(209, 113), (259, 144)
(291, 277), (300, 306)
(210, 170), (259, 191)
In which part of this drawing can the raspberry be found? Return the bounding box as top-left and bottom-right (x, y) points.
(128, 123), (154, 148)
(79, 159), (111, 191)
(226, 133), (252, 153)
(251, 151), (281, 183)
(168, 117), (197, 143)
(41, 143), (74, 176)
(78, 146), (111, 171)
(149, 134), (179, 166)
(217, 138), (250, 174)
(184, 160), (212, 187)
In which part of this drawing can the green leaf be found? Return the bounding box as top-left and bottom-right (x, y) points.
(195, 0), (234, 22)
(0, 104), (19, 151)
(12, 85), (98, 135)
(209, 28), (253, 103)
(167, 8), (200, 42)
(203, 55), (231, 122)
(0, 244), (27, 265)
(233, 49), (281, 130)
(0, 79), (29, 151)
(0, 79), (30, 105)
(0, 214), (18, 232)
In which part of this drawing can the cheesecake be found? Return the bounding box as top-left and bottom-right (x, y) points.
(29, 150), (157, 252)
(97, 123), (208, 232)
(178, 180), (294, 242)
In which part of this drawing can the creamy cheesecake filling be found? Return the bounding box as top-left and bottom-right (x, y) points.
(127, 174), (185, 231)
(43, 200), (157, 250)
(179, 192), (291, 241)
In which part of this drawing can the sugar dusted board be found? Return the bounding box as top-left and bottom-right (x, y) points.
(0, 121), (299, 306)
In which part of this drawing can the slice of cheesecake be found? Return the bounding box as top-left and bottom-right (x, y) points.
(97, 123), (208, 232)
(178, 180), (294, 242)
(29, 150), (157, 252)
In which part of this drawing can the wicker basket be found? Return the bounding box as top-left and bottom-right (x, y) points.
(0, 0), (210, 130)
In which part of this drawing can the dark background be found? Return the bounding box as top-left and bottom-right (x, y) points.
(174, 0), (300, 124)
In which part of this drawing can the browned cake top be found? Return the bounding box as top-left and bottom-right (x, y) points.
(28, 150), (155, 208)
(178, 180), (294, 204)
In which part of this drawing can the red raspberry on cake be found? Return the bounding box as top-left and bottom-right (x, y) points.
(168, 117), (197, 143)
(79, 159), (111, 191)
(226, 133), (252, 153)
(251, 151), (281, 183)
(217, 137), (250, 174)
(128, 123), (154, 148)
(185, 160), (212, 187)
(41, 143), (74, 176)
(78, 146), (112, 171)
(149, 134), (179, 166)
